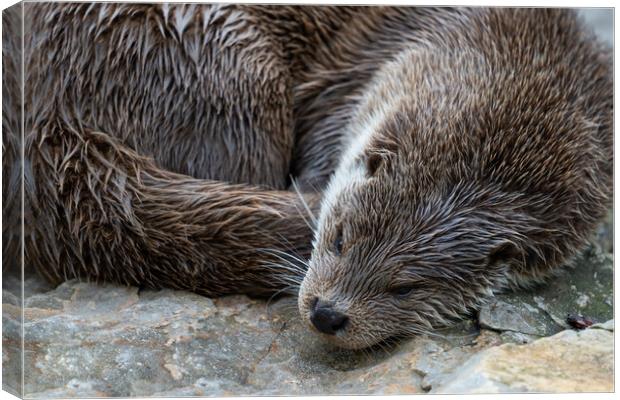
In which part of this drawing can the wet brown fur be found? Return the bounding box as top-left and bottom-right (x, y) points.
(2, 5), (612, 346)
(297, 8), (612, 348)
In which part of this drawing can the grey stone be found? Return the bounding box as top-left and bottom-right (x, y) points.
(2, 279), (429, 397)
(591, 319), (614, 332)
(479, 298), (563, 336)
(531, 246), (613, 328)
(16, 270), (600, 397)
(0, 276), (496, 397)
(498, 331), (538, 345)
(478, 243), (613, 339)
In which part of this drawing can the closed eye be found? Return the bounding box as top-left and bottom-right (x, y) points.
(389, 284), (416, 297)
(333, 224), (344, 255)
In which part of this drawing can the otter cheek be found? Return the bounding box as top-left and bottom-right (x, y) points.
(297, 283), (311, 319)
(297, 275), (319, 325)
(297, 260), (324, 319)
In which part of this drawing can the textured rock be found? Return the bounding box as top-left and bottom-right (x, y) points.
(534, 246), (614, 326)
(435, 322), (614, 394)
(2, 266), (614, 397)
(592, 211), (613, 254)
(478, 243), (613, 337)
(591, 319), (615, 331)
(478, 298), (563, 337)
(1, 279), (477, 397)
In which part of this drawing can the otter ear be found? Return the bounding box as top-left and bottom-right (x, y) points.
(365, 151), (384, 177)
(362, 136), (399, 177)
(487, 241), (521, 267)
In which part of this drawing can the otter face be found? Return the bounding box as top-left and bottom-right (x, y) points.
(297, 128), (518, 350)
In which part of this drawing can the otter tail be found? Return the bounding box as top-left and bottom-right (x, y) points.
(2, 3), (317, 296)
(13, 122), (316, 296)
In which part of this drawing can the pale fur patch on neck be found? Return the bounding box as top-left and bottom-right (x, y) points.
(316, 64), (409, 241)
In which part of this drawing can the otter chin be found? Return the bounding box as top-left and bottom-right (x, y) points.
(297, 9), (612, 349)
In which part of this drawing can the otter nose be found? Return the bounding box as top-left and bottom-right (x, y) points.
(309, 298), (349, 335)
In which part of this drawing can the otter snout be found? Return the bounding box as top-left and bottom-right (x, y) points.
(309, 297), (349, 335)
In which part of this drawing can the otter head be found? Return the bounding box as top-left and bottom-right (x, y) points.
(297, 53), (541, 349)
(297, 129), (525, 349)
(297, 25), (611, 348)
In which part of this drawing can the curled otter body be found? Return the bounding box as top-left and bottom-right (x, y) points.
(5, 3), (360, 294)
(298, 9), (612, 349)
(4, 3), (459, 294)
(3, 5), (611, 348)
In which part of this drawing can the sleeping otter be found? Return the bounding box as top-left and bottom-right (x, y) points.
(3, 4), (612, 349)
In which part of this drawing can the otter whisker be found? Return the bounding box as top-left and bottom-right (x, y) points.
(400, 324), (478, 343)
(372, 337), (393, 357)
(357, 337), (376, 361)
(267, 274), (302, 288)
(262, 259), (306, 275)
(264, 264), (306, 284)
(290, 177), (318, 228)
(263, 266), (304, 286)
(266, 284), (299, 310)
(259, 248), (310, 274)
(266, 247), (311, 268)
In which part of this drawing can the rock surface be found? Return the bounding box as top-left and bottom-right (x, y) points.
(436, 322), (614, 394)
(478, 244), (613, 338)
(2, 236), (613, 397)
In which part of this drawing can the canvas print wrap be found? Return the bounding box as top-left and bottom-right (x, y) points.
(1, 2), (614, 397)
